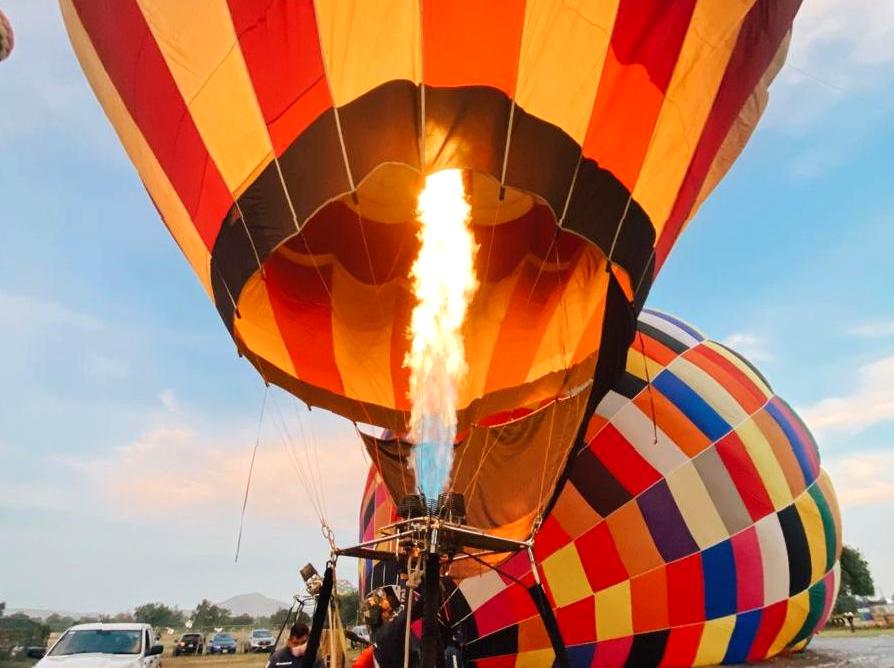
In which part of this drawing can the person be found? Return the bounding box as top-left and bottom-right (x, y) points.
(267, 623), (325, 668)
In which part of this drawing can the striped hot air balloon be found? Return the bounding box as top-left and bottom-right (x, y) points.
(358, 310), (841, 667)
(60, 1), (802, 440)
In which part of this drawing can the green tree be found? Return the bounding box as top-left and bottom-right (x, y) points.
(134, 603), (184, 628)
(834, 545), (876, 614)
(230, 613), (254, 627)
(45, 614), (77, 632)
(267, 608), (310, 631)
(338, 588), (360, 628)
(192, 600), (231, 630)
(0, 601), (5, 617)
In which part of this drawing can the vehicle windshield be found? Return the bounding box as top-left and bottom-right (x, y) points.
(213, 634), (234, 641)
(181, 634), (201, 641)
(50, 630), (142, 656)
(252, 630), (272, 638)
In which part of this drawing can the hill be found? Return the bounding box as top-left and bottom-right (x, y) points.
(216, 593), (290, 618)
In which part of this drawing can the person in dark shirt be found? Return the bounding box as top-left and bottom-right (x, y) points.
(267, 623), (325, 668)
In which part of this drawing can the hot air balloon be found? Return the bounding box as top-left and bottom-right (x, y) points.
(60, 0), (801, 436)
(0, 9), (14, 62)
(359, 310), (841, 666)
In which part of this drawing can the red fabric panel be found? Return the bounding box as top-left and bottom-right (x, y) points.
(576, 522), (629, 593)
(631, 566), (669, 632)
(556, 596), (597, 645)
(583, 0), (697, 190)
(746, 599), (787, 661)
(71, 0), (231, 249)
(715, 432), (775, 521)
(473, 584), (537, 638)
(666, 553), (705, 625)
(474, 657), (516, 668)
(593, 636), (633, 667)
(731, 527), (763, 612)
(655, 0), (802, 272)
(684, 345), (767, 414)
(227, 0), (332, 156)
(659, 623), (703, 667)
(422, 0), (525, 94)
(533, 515), (572, 563)
(266, 255), (343, 395)
(589, 424), (662, 495)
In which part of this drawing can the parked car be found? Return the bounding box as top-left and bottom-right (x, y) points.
(173, 632), (205, 656)
(32, 623), (163, 668)
(208, 632), (238, 655)
(243, 629), (275, 653)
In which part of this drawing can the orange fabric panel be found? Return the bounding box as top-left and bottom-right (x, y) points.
(422, 0), (525, 94)
(607, 502), (663, 578)
(683, 345), (766, 415)
(633, 387), (711, 457)
(753, 408), (807, 498)
(631, 565), (670, 633)
(550, 482), (604, 541)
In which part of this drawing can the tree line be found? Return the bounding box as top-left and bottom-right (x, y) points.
(6, 589), (360, 634)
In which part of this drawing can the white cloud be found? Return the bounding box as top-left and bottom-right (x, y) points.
(54, 402), (369, 533)
(799, 355), (894, 440)
(721, 332), (772, 363)
(158, 388), (179, 413)
(848, 321), (894, 339)
(0, 290), (104, 334)
(825, 451), (894, 507)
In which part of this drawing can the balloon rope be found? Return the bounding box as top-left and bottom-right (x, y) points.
(234, 384), (269, 563)
(637, 331), (660, 445)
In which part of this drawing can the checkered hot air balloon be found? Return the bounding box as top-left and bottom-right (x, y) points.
(359, 310), (841, 667)
(60, 1), (801, 453)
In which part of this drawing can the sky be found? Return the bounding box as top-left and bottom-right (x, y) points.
(0, 1), (892, 614)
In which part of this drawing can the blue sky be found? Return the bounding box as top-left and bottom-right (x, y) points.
(1, 1), (892, 613)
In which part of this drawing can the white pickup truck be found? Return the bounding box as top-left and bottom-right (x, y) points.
(32, 623), (163, 668)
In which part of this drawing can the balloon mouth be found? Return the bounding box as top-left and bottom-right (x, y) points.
(238, 162), (614, 429)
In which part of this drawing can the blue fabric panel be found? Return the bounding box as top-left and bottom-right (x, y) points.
(567, 642), (596, 667)
(702, 539), (737, 619)
(653, 370), (731, 441)
(723, 609), (762, 664)
(765, 398), (814, 484)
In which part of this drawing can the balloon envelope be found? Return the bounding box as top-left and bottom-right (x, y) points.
(359, 309), (841, 666)
(60, 1), (801, 433)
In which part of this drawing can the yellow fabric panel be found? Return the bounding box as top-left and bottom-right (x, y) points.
(769, 590), (809, 655)
(235, 276), (298, 379)
(137, 0), (273, 197)
(515, 0), (619, 143)
(595, 581), (632, 640)
(540, 543), (591, 609)
(624, 346), (664, 382)
(736, 417), (793, 510)
(669, 357), (748, 426)
(667, 463), (728, 549)
(694, 615), (735, 666)
(460, 265), (524, 407)
(330, 266), (397, 406)
(59, 0), (212, 296)
(794, 491), (827, 586)
(702, 341), (773, 399)
(314, 0), (421, 107)
(633, 0), (754, 235)
(526, 250), (607, 383)
(817, 469), (843, 558)
(516, 650), (553, 668)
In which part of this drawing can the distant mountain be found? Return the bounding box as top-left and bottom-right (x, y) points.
(9, 608), (102, 620)
(216, 593), (290, 618)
